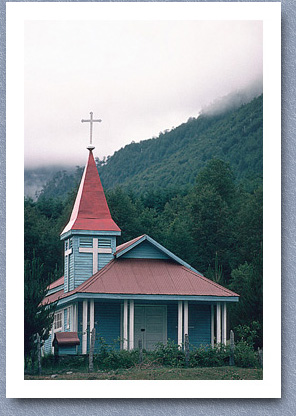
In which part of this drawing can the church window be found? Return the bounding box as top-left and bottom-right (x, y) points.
(54, 311), (63, 332)
(66, 306), (71, 330)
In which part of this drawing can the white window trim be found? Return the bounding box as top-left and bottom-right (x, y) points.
(53, 310), (64, 333)
(66, 305), (73, 330)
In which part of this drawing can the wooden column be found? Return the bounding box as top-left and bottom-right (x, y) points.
(123, 300), (128, 350)
(222, 302), (227, 345)
(73, 303), (78, 332)
(89, 300), (95, 348)
(178, 301), (183, 347)
(129, 300), (134, 350)
(216, 302), (221, 345)
(183, 301), (188, 348)
(51, 325), (54, 354)
(211, 304), (215, 347)
(82, 300), (88, 354)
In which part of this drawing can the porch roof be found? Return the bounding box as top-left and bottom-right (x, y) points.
(42, 258), (239, 305)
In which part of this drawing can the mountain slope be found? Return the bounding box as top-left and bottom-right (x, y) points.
(98, 94), (262, 192)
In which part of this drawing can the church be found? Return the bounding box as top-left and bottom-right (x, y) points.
(42, 114), (239, 356)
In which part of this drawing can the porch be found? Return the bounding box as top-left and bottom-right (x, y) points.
(73, 298), (229, 354)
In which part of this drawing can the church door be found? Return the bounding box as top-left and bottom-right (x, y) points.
(134, 305), (167, 350)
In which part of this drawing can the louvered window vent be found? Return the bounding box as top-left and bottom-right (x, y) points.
(98, 239), (112, 248)
(79, 237), (93, 247)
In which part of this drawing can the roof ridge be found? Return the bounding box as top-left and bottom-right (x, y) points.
(115, 235), (145, 254)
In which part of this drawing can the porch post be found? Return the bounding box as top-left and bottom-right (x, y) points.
(51, 324), (54, 354)
(73, 302), (78, 332)
(123, 300), (128, 350)
(222, 302), (227, 345)
(89, 300), (95, 348)
(211, 304), (215, 347)
(82, 300), (88, 354)
(216, 302), (221, 345)
(178, 301), (183, 347)
(129, 300), (134, 350)
(183, 301), (188, 346)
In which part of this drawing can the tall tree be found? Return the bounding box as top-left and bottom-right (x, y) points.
(24, 255), (56, 367)
(189, 159), (236, 277)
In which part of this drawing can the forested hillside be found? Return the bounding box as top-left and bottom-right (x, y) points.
(98, 94), (262, 192)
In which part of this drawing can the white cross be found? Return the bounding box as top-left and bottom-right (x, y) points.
(81, 112), (102, 149)
(79, 238), (112, 274)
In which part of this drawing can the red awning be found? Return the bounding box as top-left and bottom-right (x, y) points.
(52, 332), (80, 346)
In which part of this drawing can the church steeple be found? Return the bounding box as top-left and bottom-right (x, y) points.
(60, 113), (121, 292)
(61, 150), (120, 235)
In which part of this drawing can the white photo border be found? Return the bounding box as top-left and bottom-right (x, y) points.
(6, 1), (281, 399)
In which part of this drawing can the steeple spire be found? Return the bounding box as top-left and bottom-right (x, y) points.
(61, 150), (120, 235)
(60, 114), (120, 236)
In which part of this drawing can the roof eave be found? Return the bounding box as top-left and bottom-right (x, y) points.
(55, 292), (239, 307)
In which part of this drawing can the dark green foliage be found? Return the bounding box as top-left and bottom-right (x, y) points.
(153, 340), (185, 367)
(98, 95), (262, 193)
(24, 255), (56, 367)
(37, 167), (83, 201)
(228, 257), (263, 348)
(189, 345), (230, 368)
(93, 338), (139, 370)
(234, 321), (262, 348)
(233, 340), (260, 368)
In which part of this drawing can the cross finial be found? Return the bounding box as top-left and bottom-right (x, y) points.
(81, 112), (102, 151)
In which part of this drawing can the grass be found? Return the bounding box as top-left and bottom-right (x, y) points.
(24, 365), (263, 380)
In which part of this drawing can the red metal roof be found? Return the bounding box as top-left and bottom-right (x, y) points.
(48, 276), (64, 290)
(61, 150), (120, 234)
(44, 259), (239, 303)
(42, 288), (64, 305)
(115, 235), (145, 255)
(53, 332), (80, 346)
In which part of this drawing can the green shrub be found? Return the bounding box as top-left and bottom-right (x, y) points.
(234, 340), (259, 368)
(189, 344), (230, 367)
(153, 340), (185, 367)
(94, 338), (139, 370)
(95, 349), (139, 370)
(234, 321), (261, 348)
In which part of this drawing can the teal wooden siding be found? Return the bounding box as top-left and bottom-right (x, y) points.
(74, 236), (93, 288)
(77, 302), (83, 354)
(58, 345), (77, 355)
(51, 300), (212, 355)
(121, 240), (170, 260)
(98, 253), (113, 270)
(188, 303), (211, 347)
(69, 252), (74, 291)
(64, 235), (117, 290)
(167, 303), (178, 343)
(94, 301), (121, 351)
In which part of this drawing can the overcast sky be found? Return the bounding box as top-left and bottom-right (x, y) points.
(24, 19), (263, 168)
